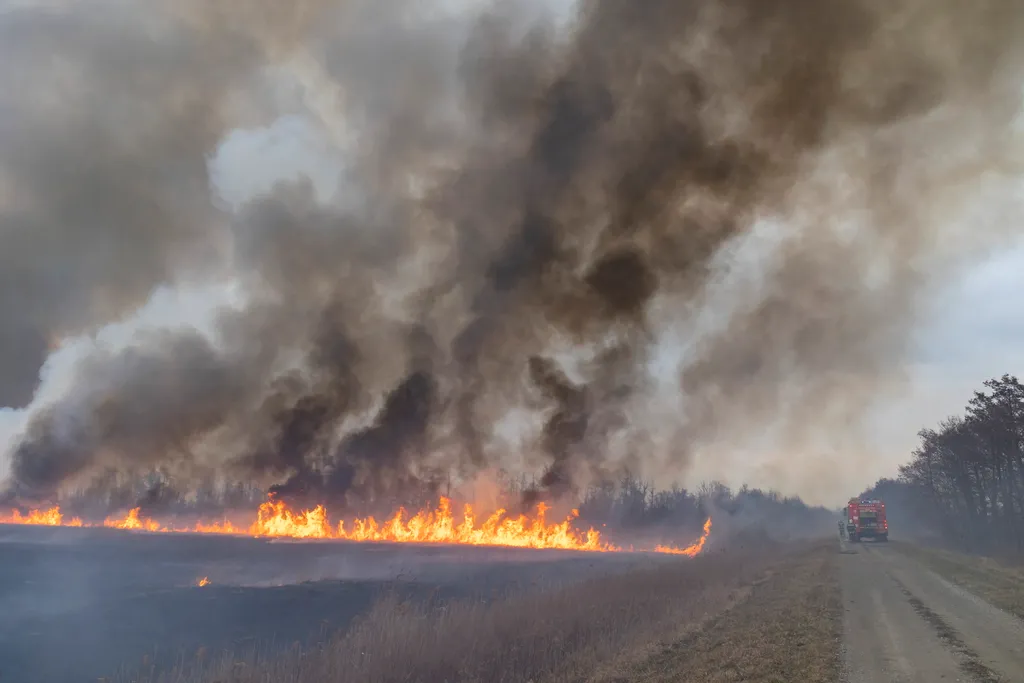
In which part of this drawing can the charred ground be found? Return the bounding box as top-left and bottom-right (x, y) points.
(0, 525), (645, 683)
(0, 481), (834, 683)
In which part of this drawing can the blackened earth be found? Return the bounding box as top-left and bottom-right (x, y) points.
(0, 524), (653, 683)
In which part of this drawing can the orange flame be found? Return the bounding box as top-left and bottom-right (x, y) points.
(655, 517), (713, 556)
(0, 506), (83, 527)
(2, 499), (712, 556)
(239, 496), (615, 551)
(250, 498), (334, 539)
(196, 576), (211, 587)
(192, 519), (242, 535)
(103, 508), (164, 532)
(335, 498), (615, 551)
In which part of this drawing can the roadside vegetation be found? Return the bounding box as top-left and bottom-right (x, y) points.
(892, 541), (1024, 620)
(593, 542), (841, 683)
(860, 374), (1024, 557)
(121, 542), (840, 683)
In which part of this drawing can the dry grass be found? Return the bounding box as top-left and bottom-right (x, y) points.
(892, 541), (1024, 620)
(120, 544), (811, 683)
(595, 542), (841, 683)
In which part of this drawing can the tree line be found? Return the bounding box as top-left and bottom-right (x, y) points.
(55, 463), (835, 545)
(861, 374), (1024, 554)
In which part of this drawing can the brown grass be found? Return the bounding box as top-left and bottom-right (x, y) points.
(595, 542), (841, 683)
(121, 542), (837, 683)
(892, 541), (1024, 620)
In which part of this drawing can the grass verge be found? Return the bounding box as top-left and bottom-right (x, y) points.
(121, 543), (838, 683)
(593, 542), (841, 683)
(891, 541), (1024, 620)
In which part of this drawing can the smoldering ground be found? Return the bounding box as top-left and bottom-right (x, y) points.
(0, 525), (657, 683)
(2, 0), (1024, 508)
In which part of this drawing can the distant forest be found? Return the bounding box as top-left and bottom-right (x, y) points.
(571, 476), (834, 539)
(861, 374), (1024, 554)
(59, 462), (835, 544)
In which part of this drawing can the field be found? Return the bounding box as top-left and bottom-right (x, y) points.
(150, 539), (841, 683)
(15, 523), (1024, 683)
(0, 524), (647, 683)
(0, 523), (841, 683)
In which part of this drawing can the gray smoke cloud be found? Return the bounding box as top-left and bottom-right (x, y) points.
(1, 0), (1023, 507)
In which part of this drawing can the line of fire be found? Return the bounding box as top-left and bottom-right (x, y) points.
(0, 496), (713, 557)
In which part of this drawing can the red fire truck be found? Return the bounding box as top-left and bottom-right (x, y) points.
(846, 498), (888, 542)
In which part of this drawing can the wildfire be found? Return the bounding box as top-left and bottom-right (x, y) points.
(337, 498), (615, 551)
(103, 507), (165, 532)
(242, 496), (616, 551)
(196, 576), (211, 587)
(1, 497), (712, 556)
(0, 506), (83, 527)
(251, 498), (334, 539)
(655, 517), (713, 557)
(193, 519), (242, 535)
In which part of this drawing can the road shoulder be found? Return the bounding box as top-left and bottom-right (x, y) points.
(878, 543), (1024, 681)
(890, 541), (1024, 620)
(594, 542), (842, 683)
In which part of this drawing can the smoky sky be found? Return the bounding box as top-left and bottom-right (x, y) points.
(1, 0), (1023, 507)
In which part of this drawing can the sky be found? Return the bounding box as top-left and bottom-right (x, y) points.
(874, 243), (1024, 449)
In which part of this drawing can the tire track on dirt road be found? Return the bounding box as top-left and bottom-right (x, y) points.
(840, 538), (1024, 682)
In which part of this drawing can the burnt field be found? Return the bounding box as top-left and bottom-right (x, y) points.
(0, 524), (655, 683)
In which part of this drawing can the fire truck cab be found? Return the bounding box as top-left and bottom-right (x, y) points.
(846, 498), (888, 543)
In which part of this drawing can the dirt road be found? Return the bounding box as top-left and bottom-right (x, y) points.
(840, 539), (1024, 682)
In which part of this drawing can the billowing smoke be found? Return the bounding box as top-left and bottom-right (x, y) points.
(2, 0), (1023, 508)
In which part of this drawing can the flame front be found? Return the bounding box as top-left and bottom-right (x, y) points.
(243, 496), (615, 551)
(103, 508), (164, 532)
(250, 498), (334, 539)
(0, 506), (82, 527)
(196, 576), (211, 587)
(654, 517), (713, 556)
(2, 498), (711, 556)
(335, 498), (614, 551)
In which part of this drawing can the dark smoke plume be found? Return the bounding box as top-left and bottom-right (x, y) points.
(2, 0), (1023, 507)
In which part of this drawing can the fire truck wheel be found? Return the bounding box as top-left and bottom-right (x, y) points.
(877, 534), (888, 542)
